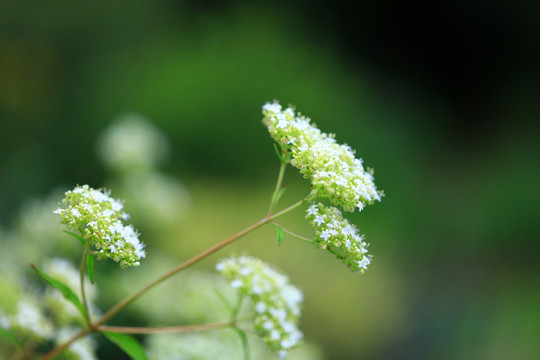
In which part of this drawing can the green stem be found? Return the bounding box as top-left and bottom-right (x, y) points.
(268, 161), (287, 215)
(272, 222), (314, 244)
(42, 198), (307, 360)
(80, 242), (91, 326)
(271, 199), (305, 219)
(97, 321), (233, 334)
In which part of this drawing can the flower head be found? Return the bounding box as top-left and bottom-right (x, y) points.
(306, 203), (372, 273)
(54, 185), (145, 268)
(216, 256), (303, 357)
(262, 101), (382, 212)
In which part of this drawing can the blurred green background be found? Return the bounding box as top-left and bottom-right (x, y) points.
(1, 1), (538, 359)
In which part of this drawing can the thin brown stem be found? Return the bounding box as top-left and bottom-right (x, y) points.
(97, 321), (233, 334)
(38, 328), (90, 360)
(41, 196), (307, 360)
(94, 216), (270, 327)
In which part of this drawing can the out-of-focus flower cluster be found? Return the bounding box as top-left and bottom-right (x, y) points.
(43, 258), (99, 325)
(96, 113), (190, 230)
(55, 327), (97, 360)
(145, 331), (324, 360)
(96, 113), (169, 174)
(262, 101), (382, 212)
(0, 272), (53, 340)
(53, 185), (145, 268)
(217, 256), (303, 358)
(0, 259), (98, 360)
(306, 203), (371, 273)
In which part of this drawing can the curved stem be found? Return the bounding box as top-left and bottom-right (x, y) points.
(42, 197), (307, 359)
(271, 199), (305, 219)
(80, 243), (91, 326)
(38, 328), (90, 360)
(95, 217), (269, 328)
(271, 222), (314, 244)
(98, 321), (233, 334)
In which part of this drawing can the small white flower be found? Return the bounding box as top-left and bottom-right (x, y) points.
(255, 302), (267, 313)
(230, 279), (242, 288)
(314, 215), (325, 226)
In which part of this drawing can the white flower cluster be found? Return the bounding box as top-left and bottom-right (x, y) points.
(96, 113), (169, 173)
(7, 298), (54, 340)
(306, 203), (372, 273)
(262, 101), (382, 212)
(216, 256), (303, 358)
(43, 258), (98, 325)
(145, 331), (324, 360)
(53, 185), (145, 268)
(0, 275), (53, 341)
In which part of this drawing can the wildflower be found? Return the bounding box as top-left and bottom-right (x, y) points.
(216, 256), (303, 357)
(305, 203), (372, 273)
(54, 185), (145, 268)
(262, 101), (383, 212)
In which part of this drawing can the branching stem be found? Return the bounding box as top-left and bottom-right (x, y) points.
(40, 180), (307, 360)
(97, 321), (233, 334)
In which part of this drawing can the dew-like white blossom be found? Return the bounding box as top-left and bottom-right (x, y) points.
(54, 185), (145, 268)
(263, 101), (383, 212)
(306, 203), (372, 273)
(216, 256), (303, 357)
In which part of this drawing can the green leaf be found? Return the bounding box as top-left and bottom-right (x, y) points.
(273, 224), (285, 246)
(273, 143), (283, 161)
(274, 187), (287, 205)
(233, 328), (251, 360)
(104, 332), (148, 360)
(30, 264), (86, 317)
(0, 327), (20, 349)
(63, 230), (85, 245)
(86, 254), (95, 284)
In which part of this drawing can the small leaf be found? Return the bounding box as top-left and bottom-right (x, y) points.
(86, 254), (95, 284)
(104, 332), (148, 360)
(273, 224), (285, 246)
(63, 230), (85, 245)
(233, 328), (251, 360)
(272, 143), (283, 161)
(0, 327), (21, 349)
(274, 187), (287, 205)
(30, 264), (86, 317)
